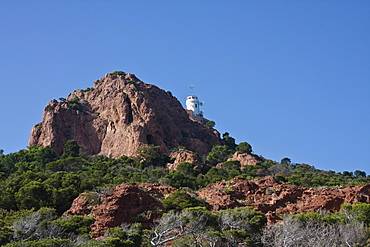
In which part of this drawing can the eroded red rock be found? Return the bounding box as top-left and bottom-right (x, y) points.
(196, 176), (370, 222)
(64, 183), (176, 237)
(29, 73), (221, 158)
(65, 178), (370, 236)
(167, 149), (201, 171)
(227, 151), (263, 166)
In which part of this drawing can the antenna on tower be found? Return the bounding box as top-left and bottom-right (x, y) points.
(189, 84), (195, 96)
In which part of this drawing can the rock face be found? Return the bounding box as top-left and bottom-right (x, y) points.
(29, 72), (221, 158)
(167, 149), (201, 171)
(227, 151), (262, 166)
(196, 177), (370, 215)
(64, 183), (176, 237)
(65, 178), (370, 236)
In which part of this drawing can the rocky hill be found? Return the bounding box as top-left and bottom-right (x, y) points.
(24, 71), (370, 243)
(29, 72), (221, 158)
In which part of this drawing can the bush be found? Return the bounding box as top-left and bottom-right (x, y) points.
(67, 96), (80, 104)
(162, 191), (208, 211)
(111, 71), (126, 75)
(60, 140), (80, 159)
(66, 96), (84, 111)
(3, 238), (74, 247)
(206, 145), (232, 164)
(261, 214), (367, 247)
(236, 142), (252, 154)
(222, 133), (236, 151)
(205, 121), (215, 128)
(81, 87), (94, 92)
(44, 106), (54, 112)
(136, 145), (171, 168)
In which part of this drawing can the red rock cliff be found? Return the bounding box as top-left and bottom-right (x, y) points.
(29, 72), (221, 158)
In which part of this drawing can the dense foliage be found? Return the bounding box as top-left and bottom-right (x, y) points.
(1, 134), (370, 246)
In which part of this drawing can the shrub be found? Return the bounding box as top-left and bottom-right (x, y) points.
(60, 140), (80, 159)
(206, 145), (232, 164)
(261, 214), (367, 247)
(67, 96), (80, 103)
(44, 106), (54, 112)
(66, 96), (84, 112)
(236, 142), (252, 154)
(111, 71), (126, 75)
(162, 190), (208, 211)
(81, 87), (94, 92)
(205, 121), (216, 128)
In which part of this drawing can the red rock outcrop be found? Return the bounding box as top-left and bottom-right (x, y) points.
(196, 177), (370, 215)
(265, 211), (283, 225)
(167, 149), (201, 171)
(64, 183), (176, 237)
(137, 183), (177, 198)
(65, 178), (370, 236)
(29, 72), (221, 158)
(64, 192), (91, 216)
(227, 151), (262, 166)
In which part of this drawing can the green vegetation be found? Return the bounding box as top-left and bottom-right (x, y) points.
(205, 120), (215, 128)
(147, 206), (266, 246)
(110, 71), (126, 75)
(81, 87), (94, 92)
(1, 135), (370, 246)
(66, 96), (84, 112)
(206, 145), (232, 164)
(60, 140), (80, 159)
(236, 141), (253, 154)
(262, 204), (370, 246)
(162, 190), (209, 211)
(44, 106), (55, 112)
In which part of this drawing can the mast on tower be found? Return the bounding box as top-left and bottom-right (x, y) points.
(189, 84), (195, 95)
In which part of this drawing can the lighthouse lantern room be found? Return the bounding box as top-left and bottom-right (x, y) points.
(186, 95), (204, 116)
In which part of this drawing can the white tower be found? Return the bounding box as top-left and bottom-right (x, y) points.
(186, 86), (204, 116)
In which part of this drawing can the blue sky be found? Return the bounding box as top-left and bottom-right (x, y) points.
(0, 1), (369, 174)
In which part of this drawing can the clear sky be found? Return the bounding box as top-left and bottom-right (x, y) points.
(0, 1), (369, 174)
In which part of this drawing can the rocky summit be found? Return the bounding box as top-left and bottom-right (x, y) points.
(29, 72), (221, 158)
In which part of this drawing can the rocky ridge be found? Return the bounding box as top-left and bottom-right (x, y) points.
(29, 72), (221, 158)
(65, 177), (370, 237)
(196, 176), (370, 214)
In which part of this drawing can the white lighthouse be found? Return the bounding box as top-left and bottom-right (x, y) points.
(186, 94), (204, 116)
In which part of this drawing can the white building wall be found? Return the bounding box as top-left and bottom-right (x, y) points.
(186, 95), (203, 116)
